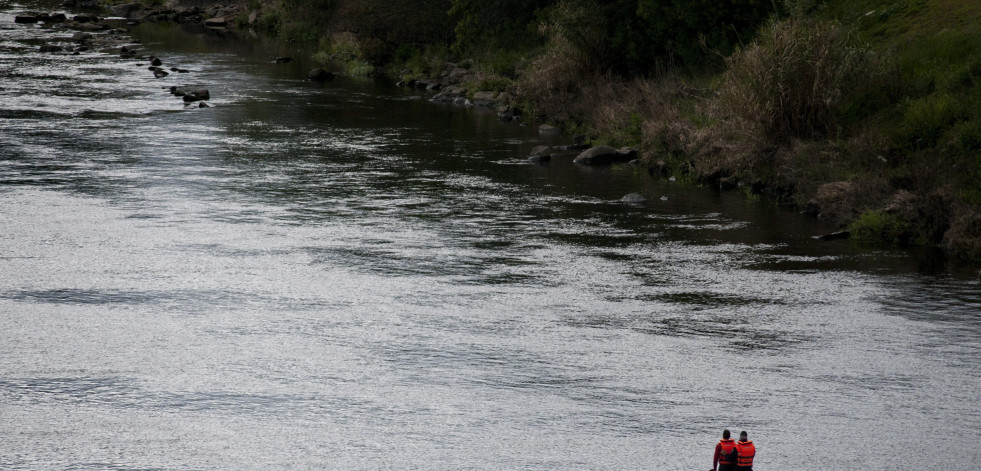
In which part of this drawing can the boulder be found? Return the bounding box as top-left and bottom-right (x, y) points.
(274, 56), (292, 63)
(204, 17), (226, 27)
(574, 145), (636, 166)
(70, 22), (109, 31)
(538, 124), (560, 136)
(528, 154), (551, 164)
(15, 15), (39, 24)
(529, 146), (553, 158)
(621, 193), (646, 204)
(72, 14), (97, 23)
(182, 89), (210, 102)
(39, 44), (63, 53)
(48, 13), (67, 22)
(111, 3), (142, 18)
(153, 69), (169, 78)
(150, 57), (162, 66)
(432, 85), (467, 103)
(471, 91), (497, 108)
(71, 32), (93, 42)
(816, 231), (851, 241)
(306, 67), (334, 82)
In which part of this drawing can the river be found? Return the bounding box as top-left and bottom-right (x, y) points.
(2, 1), (980, 469)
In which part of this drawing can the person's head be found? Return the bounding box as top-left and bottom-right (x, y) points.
(739, 431), (748, 441)
(722, 429), (730, 439)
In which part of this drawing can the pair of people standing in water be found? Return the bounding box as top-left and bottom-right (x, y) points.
(712, 429), (755, 471)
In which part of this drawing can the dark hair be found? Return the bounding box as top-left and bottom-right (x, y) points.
(740, 431), (748, 438)
(723, 430), (730, 439)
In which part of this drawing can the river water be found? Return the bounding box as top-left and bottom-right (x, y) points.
(1, 2), (980, 469)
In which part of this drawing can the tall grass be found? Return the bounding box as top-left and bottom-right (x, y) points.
(713, 18), (882, 144)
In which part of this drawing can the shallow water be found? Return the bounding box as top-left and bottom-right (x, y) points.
(2, 2), (980, 469)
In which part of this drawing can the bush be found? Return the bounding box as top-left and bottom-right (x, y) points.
(850, 210), (912, 245)
(713, 18), (881, 144)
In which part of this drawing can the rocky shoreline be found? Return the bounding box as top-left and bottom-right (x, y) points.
(12, 4), (212, 109)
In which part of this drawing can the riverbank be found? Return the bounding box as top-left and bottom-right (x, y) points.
(95, 0), (981, 263)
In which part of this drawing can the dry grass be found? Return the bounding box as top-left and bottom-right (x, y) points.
(712, 18), (880, 144)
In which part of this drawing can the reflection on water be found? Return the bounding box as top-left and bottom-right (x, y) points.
(2, 0), (980, 469)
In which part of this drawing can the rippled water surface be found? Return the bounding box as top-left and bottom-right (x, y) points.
(2, 1), (980, 469)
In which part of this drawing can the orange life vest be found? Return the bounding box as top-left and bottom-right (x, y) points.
(735, 440), (755, 467)
(718, 439), (737, 465)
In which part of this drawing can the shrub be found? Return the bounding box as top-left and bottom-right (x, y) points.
(850, 210), (912, 245)
(712, 18), (881, 144)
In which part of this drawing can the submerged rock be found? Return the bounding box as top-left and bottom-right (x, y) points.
(182, 89), (210, 102)
(306, 67), (334, 82)
(39, 44), (63, 53)
(816, 231), (851, 241)
(15, 15), (39, 24)
(538, 124), (560, 136)
(204, 17), (227, 27)
(153, 69), (169, 78)
(621, 193), (646, 204)
(574, 145), (636, 166)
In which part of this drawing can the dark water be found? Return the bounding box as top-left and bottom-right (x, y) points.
(2, 2), (980, 469)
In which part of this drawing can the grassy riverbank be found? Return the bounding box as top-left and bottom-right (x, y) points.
(108, 0), (981, 261)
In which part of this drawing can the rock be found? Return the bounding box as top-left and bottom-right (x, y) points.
(274, 56), (292, 63)
(431, 85), (467, 103)
(198, 102), (209, 108)
(204, 17), (226, 27)
(72, 14), (97, 23)
(621, 193), (646, 204)
(618, 147), (638, 160)
(71, 32), (92, 42)
(47, 13), (67, 23)
(426, 82), (442, 92)
(539, 124), (560, 136)
(111, 3), (142, 18)
(529, 146), (553, 158)
(306, 67), (334, 82)
(153, 69), (169, 78)
(816, 231), (851, 241)
(15, 15), (39, 24)
(70, 22), (109, 31)
(177, 69), (189, 73)
(150, 57), (162, 66)
(147, 66), (159, 71)
(471, 91), (497, 108)
(528, 154), (551, 164)
(248, 11), (258, 25)
(182, 89), (210, 102)
(39, 44), (62, 53)
(574, 145), (636, 166)
(170, 67), (179, 72)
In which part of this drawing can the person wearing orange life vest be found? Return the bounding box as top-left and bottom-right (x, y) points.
(712, 429), (738, 471)
(734, 430), (756, 471)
